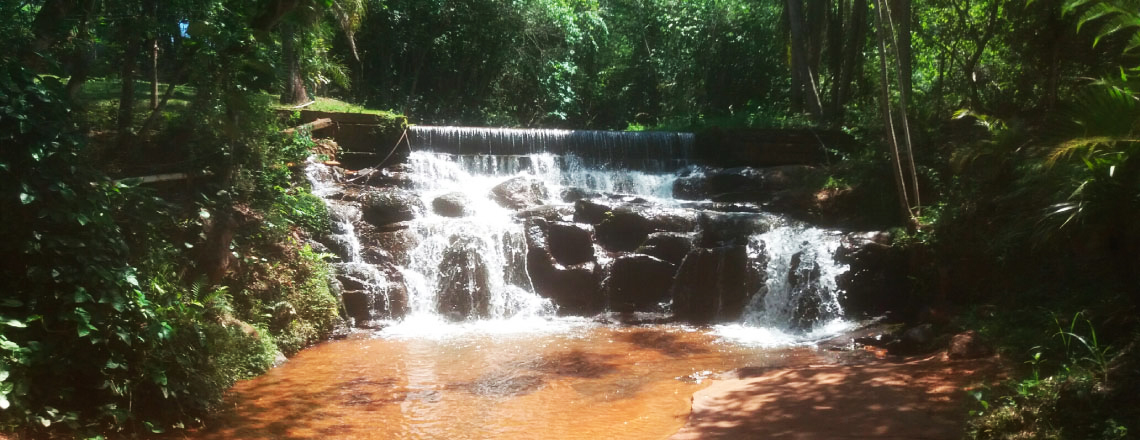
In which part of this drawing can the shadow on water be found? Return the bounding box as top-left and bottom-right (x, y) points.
(617, 328), (711, 358)
(198, 375), (406, 439)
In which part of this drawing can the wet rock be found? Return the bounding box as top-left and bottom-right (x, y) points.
(561, 187), (600, 203)
(349, 165), (414, 188)
(436, 235), (492, 321)
(573, 198), (615, 224)
(432, 192), (472, 217)
(672, 245), (751, 324)
(888, 323), (937, 355)
(596, 204), (698, 252)
(359, 188), (424, 227)
(516, 204), (575, 222)
(783, 251), (825, 331)
(697, 212), (770, 247)
(524, 219), (604, 314)
(636, 232), (694, 266)
(834, 231), (910, 319)
(948, 330), (992, 359)
(340, 280), (409, 326)
(673, 165), (815, 202)
(341, 290), (371, 324)
(547, 221), (595, 266)
(678, 201), (764, 213)
(357, 226), (419, 266)
(603, 254), (677, 313)
(491, 176), (549, 210)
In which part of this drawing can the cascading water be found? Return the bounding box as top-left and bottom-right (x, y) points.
(307, 126), (855, 343)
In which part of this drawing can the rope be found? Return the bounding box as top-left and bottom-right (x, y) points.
(376, 127), (410, 168)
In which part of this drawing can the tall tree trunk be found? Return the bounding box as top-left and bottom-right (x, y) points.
(280, 24), (311, 105)
(884, 0), (920, 212)
(151, 39), (159, 110)
(63, 0), (97, 101)
(787, 0), (824, 116)
(892, 0), (912, 109)
(872, 0), (913, 225)
(117, 22), (140, 148)
(830, 0), (867, 122)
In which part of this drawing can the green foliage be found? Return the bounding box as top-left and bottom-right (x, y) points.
(965, 312), (1135, 440)
(0, 59), (278, 436)
(225, 242), (340, 357)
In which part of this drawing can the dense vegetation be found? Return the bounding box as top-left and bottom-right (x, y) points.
(1, 0), (1139, 438)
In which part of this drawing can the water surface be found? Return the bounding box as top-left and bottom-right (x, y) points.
(197, 323), (841, 440)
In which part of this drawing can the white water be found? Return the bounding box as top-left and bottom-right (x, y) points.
(307, 129), (855, 346)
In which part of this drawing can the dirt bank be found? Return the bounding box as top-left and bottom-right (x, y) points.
(670, 352), (1007, 440)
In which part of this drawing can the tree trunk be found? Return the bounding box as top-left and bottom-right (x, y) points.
(893, 0), (912, 109)
(885, 0), (920, 211)
(830, 0), (867, 122)
(280, 24), (311, 105)
(787, 0), (824, 117)
(117, 22), (140, 148)
(872, 0), (913, 225)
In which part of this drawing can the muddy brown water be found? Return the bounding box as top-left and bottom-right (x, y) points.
(193, 323), (845, 440)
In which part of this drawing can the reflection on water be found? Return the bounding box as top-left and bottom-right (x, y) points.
(194, 324), (838, 440)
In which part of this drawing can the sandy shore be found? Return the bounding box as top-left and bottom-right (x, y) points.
(670, 352), (1007, 440)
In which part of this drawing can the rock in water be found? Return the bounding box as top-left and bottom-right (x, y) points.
(603, 254), (677, 313)
(359, 188), (424, 227)
(432, 192), (472, 217)
(546, 221), (595, 266)
(672, 245), (751, 324)
(436, 236), (492, 321)
(524, 219), (604, 314)
(637, 232), (694, 266)
(490, 176), (548, 210)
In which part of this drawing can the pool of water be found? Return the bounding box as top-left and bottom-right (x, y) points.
(194, 321), (844, 440)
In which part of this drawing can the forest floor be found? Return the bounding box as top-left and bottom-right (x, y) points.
(669, 351), (1008, 440)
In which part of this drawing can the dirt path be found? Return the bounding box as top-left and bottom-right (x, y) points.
(669, 352), (1006, 440)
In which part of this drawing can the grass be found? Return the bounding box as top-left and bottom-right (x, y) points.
(75, 78), (399, 132)
(284, 96), (403, 118)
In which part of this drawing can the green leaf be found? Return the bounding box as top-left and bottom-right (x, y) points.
(0, 395), (8, 410)
(38, 416), (50, 427)
(18, 192), (34, 204)
(3, 319), (26, 328)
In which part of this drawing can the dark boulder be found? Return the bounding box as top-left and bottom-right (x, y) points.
(673, 165), (815, 202)
(357, 226), (420, 266)
(516, 204), (575, 222)
(636, 233), (694, 266)
(672, 245), (751, 324)
(491, 176), (549, 210)
(524, 219), (604, 314)
(547, 221), (595, 266)
(340, 265), (409, 326)
(573, 198), (616, 224)
(888, 323), (938, 355)
(596, 204), (698, 252)
(561, 187), (600, 203)
(602, 255), (677, 313)
(834, 231), (911, 319)
(432, 192), (472, 217)
(783, 250), (826, 331)
(948, 330), (992, 359)
(696, 212), (770, 247)
(359, 188), (424, 227)
(595, 208), (652, 252)
(349, 165), (414, 188)
(436, 235), (492, 321)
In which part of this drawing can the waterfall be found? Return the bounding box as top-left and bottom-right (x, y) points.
(308, 126), (857, 341)
(409, 126), (695, 171)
